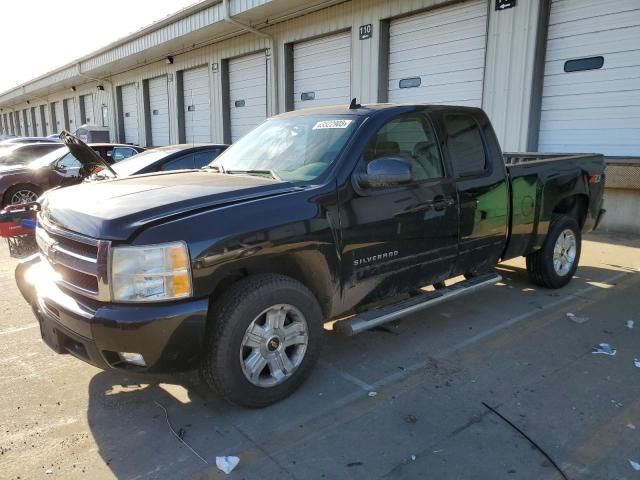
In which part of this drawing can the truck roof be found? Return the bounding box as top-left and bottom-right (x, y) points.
(276, 102), (483, 118)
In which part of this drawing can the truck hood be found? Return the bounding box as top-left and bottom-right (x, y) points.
(40, 170), (298, 241)
(60, 131), (118, 177)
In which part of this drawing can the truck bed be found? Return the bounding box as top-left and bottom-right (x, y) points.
(502, 152), (606, 261)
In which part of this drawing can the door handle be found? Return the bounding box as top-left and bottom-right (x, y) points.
(428, 196), (455, 211)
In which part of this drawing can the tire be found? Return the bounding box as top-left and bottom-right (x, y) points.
(200, 274), (323, 408)
(526, 215), (581, 289)
(4, 185), (41, 207)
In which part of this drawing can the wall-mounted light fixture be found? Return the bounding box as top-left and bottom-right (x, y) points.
(26, 100), (30, 104)
(70, 86), (76, 92)
(96, 85), (105, 91)
(165, 56), (174, 65)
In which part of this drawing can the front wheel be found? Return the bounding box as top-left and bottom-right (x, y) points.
(200, 274), (323, 408)
(526, 215), (581, 289)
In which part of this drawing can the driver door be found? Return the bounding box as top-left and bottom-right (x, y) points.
(338, 111), (459, 307)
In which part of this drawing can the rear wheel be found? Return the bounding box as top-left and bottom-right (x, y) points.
(4, 185), (40, 206)
(526, 215), (581, 289)
(200, 274), (323, 408)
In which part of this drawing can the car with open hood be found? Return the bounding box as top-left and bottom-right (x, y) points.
(0, 133), (143, 206)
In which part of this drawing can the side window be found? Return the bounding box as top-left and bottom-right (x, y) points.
(160, 154), (195, 171)
(56, 153), (81, 169)
(364, 113), (444, 181)
(112, 147), (136, 162)
(444, 114), (487, 177)
(193, 150), (220, 169)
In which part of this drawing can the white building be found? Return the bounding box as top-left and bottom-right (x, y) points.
(0, 0), (638, 231)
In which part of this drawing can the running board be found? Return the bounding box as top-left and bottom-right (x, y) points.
(334, 273), (502, 336)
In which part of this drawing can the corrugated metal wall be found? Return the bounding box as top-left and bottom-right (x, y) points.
(0, 0), (543, 151)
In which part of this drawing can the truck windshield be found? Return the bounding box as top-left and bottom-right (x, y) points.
(210, 116), (359, 182)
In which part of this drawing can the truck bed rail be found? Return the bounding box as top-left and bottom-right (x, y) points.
(504, 152), (602, 165)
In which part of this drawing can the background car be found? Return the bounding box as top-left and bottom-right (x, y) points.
(108, 144), (227, 178)
(0, 143), (145, 206)
(0, 143), (64, 167)
(0, 136), (60, 145)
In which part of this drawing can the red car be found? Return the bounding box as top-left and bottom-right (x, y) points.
(0, 143), (144, 206)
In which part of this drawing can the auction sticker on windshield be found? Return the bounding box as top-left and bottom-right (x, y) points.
(312, 120), (353, 129)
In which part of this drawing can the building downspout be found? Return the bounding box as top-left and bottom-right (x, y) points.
(76, 63), (119, 141)
(222, 0), (278, 115)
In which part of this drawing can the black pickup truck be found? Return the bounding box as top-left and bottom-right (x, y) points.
(15, 103), (605, 407)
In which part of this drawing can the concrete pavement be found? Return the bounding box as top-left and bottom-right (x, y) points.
(1, 231), (639, 479)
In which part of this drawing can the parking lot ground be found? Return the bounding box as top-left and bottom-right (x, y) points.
(1, 231), (639, 480)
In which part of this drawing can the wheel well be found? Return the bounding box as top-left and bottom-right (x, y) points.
(208, 252), (334, 318)
(552, 194), (588, 227)
(2, 183), (42, 206)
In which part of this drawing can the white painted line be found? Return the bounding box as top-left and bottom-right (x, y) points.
(369, 270), (631, 391)
(319, 360), (374, 391)
(0, 323), (38, 335)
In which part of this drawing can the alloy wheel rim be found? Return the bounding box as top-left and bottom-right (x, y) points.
(239, 304), (309, 388)
(553, 229), (577, 276)
(11, 189), (38, 205)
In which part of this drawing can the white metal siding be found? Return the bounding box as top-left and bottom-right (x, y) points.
(82, 94), (94, 124)
(183, 66), (212, 143)
(229, 52), (267, 142)
(31, 107), (40, 136)
(388, 0), (488, 106)
(120, 84), (139, 145)
(539, 0), (640, 156)
(293, 31), (351, 110)
(148, 76), (170, 146)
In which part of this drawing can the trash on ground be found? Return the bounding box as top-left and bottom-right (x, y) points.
(45, 469), (53, 475)
(591, 343), (617, 356)
(404, 414), (418, 424)
(634, 358), (640, 368)
(627, 423), (636, 430)
(368, 391), (377, 397)
(629, 459), (640, 471)
(433, 449), (444, 454)
(216, 456), (240, 475)
(346, 462), (363, 467)
(612, 400), (623, 408)
(410, 455), (416, 461)
(627, 320), (635, 329)
(566, 312), (588, 324)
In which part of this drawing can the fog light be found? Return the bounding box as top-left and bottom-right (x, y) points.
(118, 352), (146, 367)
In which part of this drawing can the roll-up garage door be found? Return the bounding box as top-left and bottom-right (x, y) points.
(538, 0), (640, 156)
(148, 76), (170, 146)
(64, 98), (77, 132)
(120, 84), (139, 145)
(81, 94), (94, 124)
(22, 110), (29, 136)
(229, 52), (267, 142)
(388, 0), (488, 106)
(31, 107), (39, 136)
(53, 102), (64, 134)
(41, 105), (50, 135)
(182, 66), (211, 143)
(293, 31), (351, 110)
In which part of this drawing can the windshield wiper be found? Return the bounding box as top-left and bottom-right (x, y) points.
(204, 164), (226, 173)
(226, 169), (281, 180)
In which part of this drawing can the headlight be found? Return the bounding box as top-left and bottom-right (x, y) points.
(111, 242), (192, 302)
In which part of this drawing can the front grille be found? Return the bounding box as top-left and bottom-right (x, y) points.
(36, 216), (111, 301)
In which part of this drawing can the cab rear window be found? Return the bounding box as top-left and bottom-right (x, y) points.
(444, 114), (487, 177)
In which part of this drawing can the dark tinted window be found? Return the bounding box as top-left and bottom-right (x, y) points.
(564, 56), (604, 73)
(56, 153), (81, 169)
(444, 115), (486, 177)
(365, 113), (444, 180)
(194, 149), (221, 169)
(112, 147), (137, 162)
(160, 154), (194, 171)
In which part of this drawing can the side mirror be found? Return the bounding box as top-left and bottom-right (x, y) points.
(356, 157), (412, 189)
